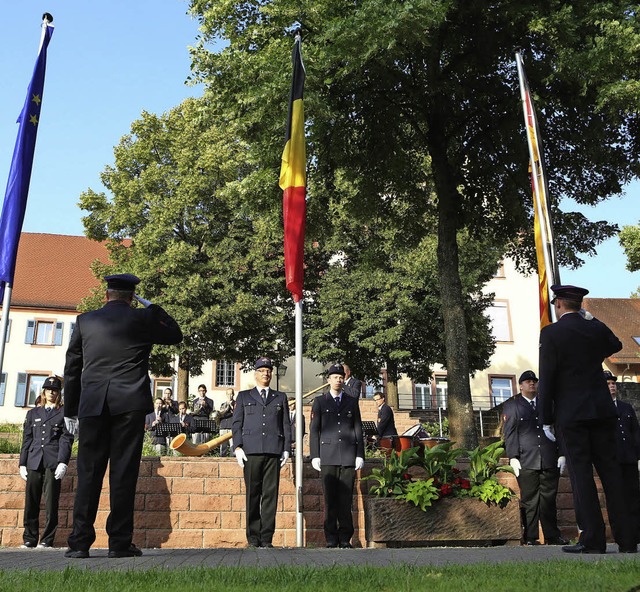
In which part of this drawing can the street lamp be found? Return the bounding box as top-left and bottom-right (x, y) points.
(276, 362), (287, 392)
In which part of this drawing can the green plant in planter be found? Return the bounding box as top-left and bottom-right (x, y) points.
(364, 447), (421, 497)
(420, 441), (466, 486)
(364, 440), (515, 510)
(397, 478), (439, 511)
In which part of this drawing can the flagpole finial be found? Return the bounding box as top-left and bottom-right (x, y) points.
(42, 13), (53, 24)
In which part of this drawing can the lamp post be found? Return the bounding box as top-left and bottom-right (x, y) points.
(276, 362), (288, 392)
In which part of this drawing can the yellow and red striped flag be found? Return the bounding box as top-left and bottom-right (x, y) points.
(516, 52), (559, 329)
(279, 34), (306, 303)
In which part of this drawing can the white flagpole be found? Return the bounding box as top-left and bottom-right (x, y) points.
(515, 51), (559, 321)
(294, 299), (304, 547)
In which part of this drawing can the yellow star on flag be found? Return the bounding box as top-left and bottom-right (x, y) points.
(29, 114), (38, 126)
(31, 94), (41, 106)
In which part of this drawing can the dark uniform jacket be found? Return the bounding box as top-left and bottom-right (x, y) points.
(192, 396), (214, 417)
(310, 392), (365, 466)
(232, 387), (291, 455)
(503, 395), (558, 470)
(538, 312), (622, 426)
(20, 406), (73, 470)
(376, 403), (398, 437)
(145, 409), (169, 445)
(169, 411), (193, 434)
(64, 300), (183, 419)
(343, 376), (362, 399)
(219, 400), (235, 429)
(614, 399), (640, 465)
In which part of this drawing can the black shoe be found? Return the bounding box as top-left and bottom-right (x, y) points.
(64, 548), (90, 558)
(339, 542), (353, 549)
(326, 543), (338, 548)
(108, 544), (143, 558)
(619, 546), (638, 553)
(522, 540), (540, 546)
(545, 537), (569, 545)
(562, 543), (606, 554)
(20, 541), (36, 549)
(37, 542), (53, 548)
(259, 543), (274, 548)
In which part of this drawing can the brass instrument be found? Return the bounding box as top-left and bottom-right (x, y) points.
(170, 431), (233, 456)
(169, 382), (329, 457)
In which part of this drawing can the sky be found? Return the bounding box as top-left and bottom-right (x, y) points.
(0, 2), (638, 299)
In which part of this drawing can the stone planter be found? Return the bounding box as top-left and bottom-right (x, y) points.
(364, 496), (521, 547)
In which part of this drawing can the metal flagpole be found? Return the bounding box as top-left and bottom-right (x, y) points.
(294, 299), (304, 546)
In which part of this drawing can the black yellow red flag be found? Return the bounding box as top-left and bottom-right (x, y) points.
(279, 35), (306, 303)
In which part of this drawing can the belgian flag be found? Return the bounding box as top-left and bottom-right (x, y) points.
(279, 34), (306, 303)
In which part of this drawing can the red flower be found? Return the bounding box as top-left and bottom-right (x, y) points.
(432, 476), (440, 485)
(453, 477), (461, 485)
(402, 473), (412, 480)
(452, 467), (460, 474)
(460, 479), (471, 490)
(440, 483), (453, 495)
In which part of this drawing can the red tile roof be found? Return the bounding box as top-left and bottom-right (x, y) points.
(11, 233), (112, 310)
(583, 298), (640, 364)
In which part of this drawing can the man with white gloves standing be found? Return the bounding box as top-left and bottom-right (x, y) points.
(503, 370), (567, 546)
(310, 363), (364, 549)
(232, 357), (291, 548)
(19, 376), (73, 548)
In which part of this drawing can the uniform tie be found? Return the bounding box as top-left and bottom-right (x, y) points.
(261, 389), (267, 402)
(334, 396), (341, 406)
(530, 399), (536, 410)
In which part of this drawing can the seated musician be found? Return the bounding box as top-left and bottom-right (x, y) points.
(373, 392), (397, 438)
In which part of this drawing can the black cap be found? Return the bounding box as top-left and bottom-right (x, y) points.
(550, 284), (589, 302)
(327, 363), (346, 377)
(603, 370), (617, 382)
(104, 273), (140, 291)
(518, 370), (538, 383)
(255, 357), (273, 370)
(43, 376), (62, 391)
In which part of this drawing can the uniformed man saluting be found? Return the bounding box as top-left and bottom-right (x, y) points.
(310, 363), (364, 549)
(232, 357), (291, 548)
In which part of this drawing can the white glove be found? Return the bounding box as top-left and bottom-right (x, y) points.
(134, 294), (152, 308)
(280, 451), (290, 467)
(543, 424), (556, 443)
(19, 466), (28, 481)
(637, 459), (640, 472)
(557, 456), (567, 475)
(311, 457), (321, 472)
(235, 448), (247, 468)
(64, 417), (79, 437)
(355, 456), (364, 471)
(54, 463), (67, 480)
(579, 308), (594, 320)
(509, 458), (521, 477)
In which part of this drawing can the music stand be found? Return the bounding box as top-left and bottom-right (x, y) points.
(155, 423), (182, 438)
(361, 420), (378, 437)
(191, 418), (219, 435)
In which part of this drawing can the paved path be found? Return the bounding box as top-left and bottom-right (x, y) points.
(0, 545), (638, 572)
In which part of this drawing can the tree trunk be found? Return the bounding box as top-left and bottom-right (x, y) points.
(177, 355), (190, 404)
(429, 131), (478, 450)
(386, 359), (399, 409)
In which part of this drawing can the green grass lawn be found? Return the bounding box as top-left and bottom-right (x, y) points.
(1, 562), (639, 592)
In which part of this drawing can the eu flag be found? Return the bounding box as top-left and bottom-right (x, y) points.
(0, 22), (54, 300)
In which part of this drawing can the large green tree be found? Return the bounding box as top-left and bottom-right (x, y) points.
(79, 97), (312, 399)
(189, 0), (640, 446)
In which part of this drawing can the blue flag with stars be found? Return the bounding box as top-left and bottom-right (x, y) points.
(0, 22), (54, 299)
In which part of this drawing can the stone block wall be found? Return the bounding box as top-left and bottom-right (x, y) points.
(0, 453), (610, 548)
